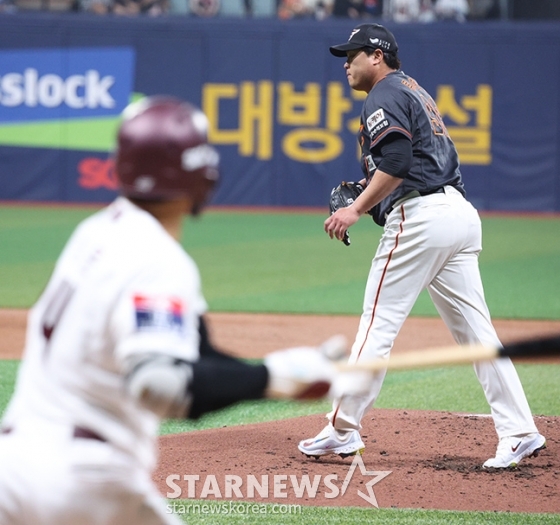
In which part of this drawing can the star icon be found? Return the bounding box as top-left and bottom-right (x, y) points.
(340, 455), (392, 508)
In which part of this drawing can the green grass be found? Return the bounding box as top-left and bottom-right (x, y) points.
(479, 218), (560, 319)
(0, 206), (558, 521)
(166, 500), (558, 524)
(198, 213), (560, 319)
(411, 216), (560, 318)
(377, 363), (560, 416)
(138, 363), (559, 435)
(1, 206), (559, 319)
(2, 361), (557, 431)
(0, 360), (19, 417)
(0, 206), (100, 307)
(184, 211), (379, 315)
(187, 211), (560, 319)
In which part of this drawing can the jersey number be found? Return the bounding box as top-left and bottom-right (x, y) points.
(419, 93), (449, 138)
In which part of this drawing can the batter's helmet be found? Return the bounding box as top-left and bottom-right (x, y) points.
(115, 96), (220, 215)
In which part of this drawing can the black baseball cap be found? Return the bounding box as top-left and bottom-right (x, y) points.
(329, 24), (398, 57)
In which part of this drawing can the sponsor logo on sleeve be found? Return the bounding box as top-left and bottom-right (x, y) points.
(133, 295), (185, 334)
(369, 119), (389, 140)
(365, 155), (376, 174)
(366, 108), (390, 140)
(366, 108), (386, 131)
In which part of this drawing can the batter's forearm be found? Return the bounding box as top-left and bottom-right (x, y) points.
(188, 359), (268, 419)
(124, 352), (268, 420)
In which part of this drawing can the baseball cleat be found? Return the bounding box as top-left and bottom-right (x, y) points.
(298, 424), (365, 459)
(483, 433), (546, 469)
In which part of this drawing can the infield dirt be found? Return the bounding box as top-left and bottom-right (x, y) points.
(1, 310), (559, 512)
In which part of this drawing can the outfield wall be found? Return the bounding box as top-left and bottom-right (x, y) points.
(1, 15), (559, 212)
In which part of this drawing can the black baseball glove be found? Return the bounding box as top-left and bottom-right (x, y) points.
(328, 181), (365, 246)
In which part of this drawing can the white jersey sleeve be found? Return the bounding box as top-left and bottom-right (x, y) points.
(110, 248), (205, 368)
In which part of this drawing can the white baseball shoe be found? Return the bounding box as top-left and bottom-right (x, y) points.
(483, 433), (546, 469)
(298, 424), (365, 459)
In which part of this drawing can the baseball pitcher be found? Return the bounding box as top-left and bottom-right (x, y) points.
(298, 24), (546, 470)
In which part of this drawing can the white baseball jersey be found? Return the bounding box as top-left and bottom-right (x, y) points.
(2, 196), (206, 472)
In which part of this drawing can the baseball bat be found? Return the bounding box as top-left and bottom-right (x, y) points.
(336, 334), (560, 373)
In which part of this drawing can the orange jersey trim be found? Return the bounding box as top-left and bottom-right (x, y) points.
(370, 126), (412, 148)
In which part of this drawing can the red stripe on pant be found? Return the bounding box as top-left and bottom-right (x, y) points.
(332, 205), (406, 428)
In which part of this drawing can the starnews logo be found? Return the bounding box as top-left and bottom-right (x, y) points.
(166, 455), (392, 508)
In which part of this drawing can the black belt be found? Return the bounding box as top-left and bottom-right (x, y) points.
(418, 187), (445, 196)
(1, 426), (105, 442)
(390, 186), (446, 211)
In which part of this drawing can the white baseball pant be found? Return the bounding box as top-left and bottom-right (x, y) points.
(0, 424), (182, 525)
(329, 186), (538, 439)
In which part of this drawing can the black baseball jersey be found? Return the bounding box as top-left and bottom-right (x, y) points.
(359, 70), (465, 225)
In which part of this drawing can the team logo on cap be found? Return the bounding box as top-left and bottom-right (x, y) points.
(370, 38), (391, 50)
(349, 29), (361, 40)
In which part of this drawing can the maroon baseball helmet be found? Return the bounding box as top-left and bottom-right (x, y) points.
(115, 96), (220, 215)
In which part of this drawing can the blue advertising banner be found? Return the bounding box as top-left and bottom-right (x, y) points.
(0, 47), (135, 122)
(0, 15), (559, 212)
